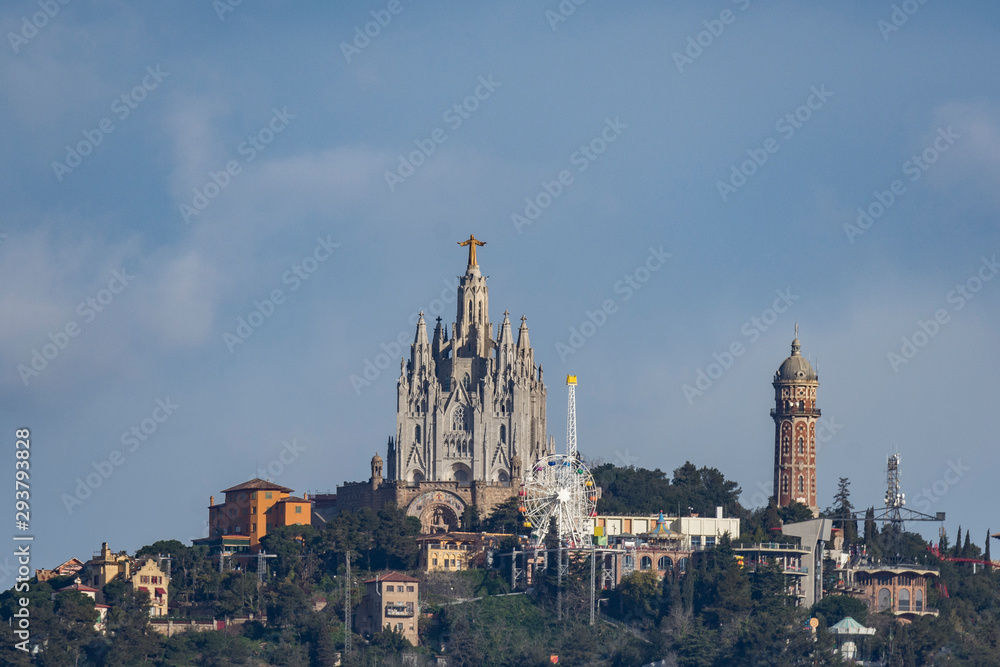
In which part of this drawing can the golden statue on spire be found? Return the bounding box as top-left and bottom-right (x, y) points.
(458, 234), (486, 268)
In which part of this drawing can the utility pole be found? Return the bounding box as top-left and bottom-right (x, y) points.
(344, 551), (352, 656)
(590, 547), (595, 626)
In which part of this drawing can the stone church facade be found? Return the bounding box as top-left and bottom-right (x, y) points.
(325, 236), (553, 532)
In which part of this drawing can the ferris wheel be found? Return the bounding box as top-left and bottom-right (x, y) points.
(519, 375), (597, 547)
(520, 454), (597, 547)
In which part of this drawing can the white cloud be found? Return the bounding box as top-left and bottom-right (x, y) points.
(135, 250), (221, 347)
(927, 102), (1000, 202)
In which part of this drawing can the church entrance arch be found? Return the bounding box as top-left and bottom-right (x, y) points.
(406, 490), (467, 533)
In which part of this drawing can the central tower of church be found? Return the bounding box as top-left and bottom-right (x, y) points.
(388, 235), (551, 486)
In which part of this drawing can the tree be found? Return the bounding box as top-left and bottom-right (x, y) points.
(610, 571), (661, 624)
(962, 530), (973, 559)
(102, 582), (160, 665)
(831, 477), (858, 544)
(864, 507), (878, 547)
(51, 590), (102, 664)
(461, 504), (481, 531)
(481, 496), (523, 534)
(954, 525), (962, 558)
(813, 593), (868, 624)
(778, 501), (814, 525)
(763, 499), (782, 534)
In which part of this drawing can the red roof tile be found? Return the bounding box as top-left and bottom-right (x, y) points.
(221, 478), (294, 494)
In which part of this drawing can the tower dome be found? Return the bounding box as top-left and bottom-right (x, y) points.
(774, 334), (817, 382)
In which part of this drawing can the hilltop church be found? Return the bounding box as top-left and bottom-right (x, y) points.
(319, 236), (554, 531)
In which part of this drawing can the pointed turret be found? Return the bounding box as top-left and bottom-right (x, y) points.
(414, 311), (429, 346)
(516, 315), (531, 349)
(516, 315), (534, 373)
(498, 310), (513, 345)
(409, 312), (433, 378)
(496, 311), (514, 377)
(432, 316), (444, 357)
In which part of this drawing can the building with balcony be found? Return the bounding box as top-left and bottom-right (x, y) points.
(198, 478), (313, 553)
(355, 572), (420, 646)
(415, 532), (515, 572)
(733, 542), (812, 604)
(80, 542), (170, 617)
(584, 510), (741, 587)
(589, 508), (740, 549)
(838, 565), (939, 621)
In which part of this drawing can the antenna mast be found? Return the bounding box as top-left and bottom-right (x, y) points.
(885, 453), (905, 524)
(566, 375), (577, 459)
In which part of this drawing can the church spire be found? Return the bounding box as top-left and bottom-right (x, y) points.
(497, 310), (513, 346)
(516, 315), (534, 373)
(410, 312), (432, 377)
(516, 315), (531, 351)
(414, 311), (429, 345)
(453, 236), (492, 360)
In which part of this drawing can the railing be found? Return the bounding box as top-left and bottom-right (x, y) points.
(385, 604), (414, 618)
(735, 543), (807, 552)
(769, 407), (821, 418)
(744, 562), (808, 575)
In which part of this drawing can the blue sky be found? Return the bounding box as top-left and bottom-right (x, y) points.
(2, 1), (999, 573)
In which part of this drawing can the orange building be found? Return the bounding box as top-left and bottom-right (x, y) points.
(205, 478), (312, 551)
(267, 496), (311, 530)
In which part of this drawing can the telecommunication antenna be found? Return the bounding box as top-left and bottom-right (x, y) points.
(885, 453), (905, 525)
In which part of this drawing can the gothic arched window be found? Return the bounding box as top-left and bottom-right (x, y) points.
(500, 425), (506, 444)
(415, 425), (421, 444)
(452, 406), (465, 431)
(797, 438), (804, 455)
(463, 373), (471, 391)
(798, 476), (804, 493)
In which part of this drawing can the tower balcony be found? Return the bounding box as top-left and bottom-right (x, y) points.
(770, 407), (821, 418)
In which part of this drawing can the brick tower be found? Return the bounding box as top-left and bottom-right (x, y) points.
(771, 326), (820, 513)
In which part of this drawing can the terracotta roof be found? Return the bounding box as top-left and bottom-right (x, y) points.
(221, 478), (294, 494)
(274, 496), (309, 503)
(364, 571), (420, 584)
(56, 582), (99, 593)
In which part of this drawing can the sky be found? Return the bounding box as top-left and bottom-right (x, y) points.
(1, 1), (999, 575)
